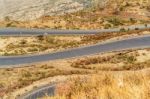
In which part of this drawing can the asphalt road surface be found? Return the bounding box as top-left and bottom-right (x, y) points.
(18, 84), (56, 99)
(0, 35), (150, 67)
(0, 24), (149, 36)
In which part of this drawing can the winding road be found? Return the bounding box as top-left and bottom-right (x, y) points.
(0, 24), (150, 99)
(0, 35), (150, 67)
(18, 84), (56, 99)
(17, 35), (150, 99)
(0, 24), (149, 67)
(16, 35), (150, 99)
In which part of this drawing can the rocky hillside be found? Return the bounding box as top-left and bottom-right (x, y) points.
(0, 0), (108, 21)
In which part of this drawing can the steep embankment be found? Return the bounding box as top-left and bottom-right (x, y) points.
(0, 0), (108, 21)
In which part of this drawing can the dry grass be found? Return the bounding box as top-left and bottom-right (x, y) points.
(46, 71), (150, 99)
(0, 63), (91, 98)
(0, 35), (81, 56)
(46, 49), (149, 99)
(0, 1), (150, 98)
(71, 49), (150, 71)
(81, 29), (150, 43)
(1, 49), (150, 98)
(0, 0), (149, 29)
(0, 29), (150, 56)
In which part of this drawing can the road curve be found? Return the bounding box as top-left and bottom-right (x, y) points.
(0, 35), (150, 67)
(0, 24), (150, 36)
(18, 84), (56, 99)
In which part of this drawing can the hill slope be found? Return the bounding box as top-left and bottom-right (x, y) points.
(0, 0), (108, 21)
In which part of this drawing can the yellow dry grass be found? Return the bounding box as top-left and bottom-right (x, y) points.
(44, 70), (150, 99)
(1, 49), (150, 98)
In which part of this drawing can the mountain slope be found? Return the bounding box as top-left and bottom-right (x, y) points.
(0, 0), (108, 21)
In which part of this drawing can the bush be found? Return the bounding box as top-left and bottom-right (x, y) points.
(120, 28), (126, 32)
(36, 35), (44, 41)
(135, 28), (139, 30)
(104, 24), (111, 29)
(19, 40), (27, 45)
(107, 18), (123, 26)
(27, 48), (38, 52)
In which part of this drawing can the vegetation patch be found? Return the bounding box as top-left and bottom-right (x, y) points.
(46, 72), (150, 99)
